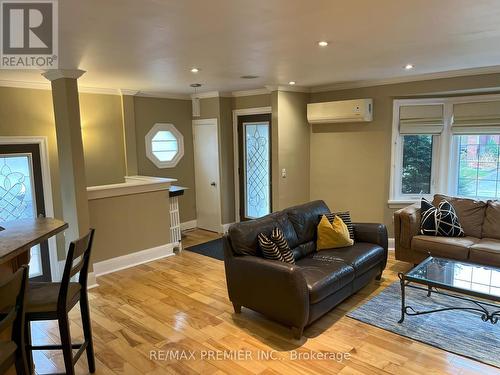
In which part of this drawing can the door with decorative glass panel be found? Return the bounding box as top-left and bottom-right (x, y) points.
(0, 144), (51, 281)
(238, 114), (272, 220)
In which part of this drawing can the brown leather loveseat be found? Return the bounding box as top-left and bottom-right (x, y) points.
(223, 200), (388, 339)
(394, 194), (500, 266)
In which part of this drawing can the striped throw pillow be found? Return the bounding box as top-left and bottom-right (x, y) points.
(270, 227), (295, 264)
(257, 232), (284, 262)
(324, 212), (355, 240)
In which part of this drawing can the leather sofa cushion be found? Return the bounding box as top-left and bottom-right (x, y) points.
(469, 238), (500, 267)
(313, 243), (385, 276)
(291, 240), (316, 261)
(433, 194), (486, 238)
(482, 201), (500, 241)
(295, 257), (354, 304)
(274, 211), (300, 249)
(284, 200), (330, 244)
(228, 212), (298, 256)
(412, 235), (478, 260)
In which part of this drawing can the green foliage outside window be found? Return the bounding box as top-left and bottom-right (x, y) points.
(401, 135), (433, 194)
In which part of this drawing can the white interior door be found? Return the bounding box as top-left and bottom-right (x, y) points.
(193, 119), (222, 232)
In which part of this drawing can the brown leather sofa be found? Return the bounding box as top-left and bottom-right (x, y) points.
(223, 200), (388, 339)
(394, 194), (500, 266)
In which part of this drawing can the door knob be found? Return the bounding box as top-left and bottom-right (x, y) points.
(210, 182), (216, 187)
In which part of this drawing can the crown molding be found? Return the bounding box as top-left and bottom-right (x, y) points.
(231, 88), (271, 97)
(265, 84), (311, 93)
(190, 90), (233, 99)
(136, 91), (190, 100)
(0, 79), (121, 95)
(190, 90), (219, 99)
(310, 65), (500, 93)
(0, 79), (191, 99)
(0, 79), (50, 91)
(79, 86), (120, 95)
(42, 69), (86, 81)
(119, 89), (140, 96)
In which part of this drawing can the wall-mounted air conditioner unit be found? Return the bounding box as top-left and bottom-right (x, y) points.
(307, 98), (373, 124)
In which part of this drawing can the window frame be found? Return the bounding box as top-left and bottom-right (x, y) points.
(389, 94), (500, 206)
(145, 123), (184, 168)
(392, 132), (441, 202)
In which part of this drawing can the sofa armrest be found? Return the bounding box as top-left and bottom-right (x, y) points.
(394, 203), (421, 249)
(352, 223), (388, 252)
(223, 236), (309, 328)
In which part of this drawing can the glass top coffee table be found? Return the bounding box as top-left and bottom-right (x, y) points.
(398, 256), (500, 324)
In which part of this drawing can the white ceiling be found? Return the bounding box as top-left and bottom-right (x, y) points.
(2, 0), (500, 95)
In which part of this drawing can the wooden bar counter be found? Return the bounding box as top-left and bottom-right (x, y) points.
(0, 218), (67, 282)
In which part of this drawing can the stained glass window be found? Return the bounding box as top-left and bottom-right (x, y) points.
(244, 123), (270, 219)
(0, 154), (42, 277)
(0, 155), (35, 222)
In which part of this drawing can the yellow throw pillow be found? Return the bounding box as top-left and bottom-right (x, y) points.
(317, 215), (354, 250)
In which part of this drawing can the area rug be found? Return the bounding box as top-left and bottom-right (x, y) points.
(185, 238), (224, 261)
(347, 282), (500, 368)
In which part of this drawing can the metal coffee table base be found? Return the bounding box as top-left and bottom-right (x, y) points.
(398, 272), (500, 324)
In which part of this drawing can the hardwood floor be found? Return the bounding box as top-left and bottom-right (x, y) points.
(31, 229), (499, 375)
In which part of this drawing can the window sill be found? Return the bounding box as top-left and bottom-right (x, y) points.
(388, 200), (418, 209)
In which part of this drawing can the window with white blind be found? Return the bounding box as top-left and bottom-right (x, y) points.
(390, 95), (500, 204)
(145, 123), (184, 168)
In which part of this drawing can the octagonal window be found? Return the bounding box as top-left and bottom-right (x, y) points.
(145, 123), (184, 168)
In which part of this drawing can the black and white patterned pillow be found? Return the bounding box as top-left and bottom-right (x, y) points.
(421, 198), (464, 237)
(257, 232), (284, 262)
(323, 211), (355, 240)
(270, 227), (295, 264)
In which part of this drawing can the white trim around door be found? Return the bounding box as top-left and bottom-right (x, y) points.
(232, 107), (272, 222)
(0, 136), (60, 281)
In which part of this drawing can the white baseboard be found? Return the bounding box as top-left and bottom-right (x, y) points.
(87, 272), (98, 289)
(57, 243), (176, 289)
(180, 220), (197, 231)
(221, 222), (235, 234)
(93, 243), (176, 278)
(388, 237), (395, 250)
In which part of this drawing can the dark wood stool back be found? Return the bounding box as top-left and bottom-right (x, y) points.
(0, 265), (29, 375)
(25, 229), (96, 375)
(59, 228), (95, 308)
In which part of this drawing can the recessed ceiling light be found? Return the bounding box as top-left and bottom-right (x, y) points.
(318, 41), (329, 47)
(289, 81), (296, 85)
(190, 67), (200, 73)
(190, 83), (202, 88)
(404, 64), (414, 70)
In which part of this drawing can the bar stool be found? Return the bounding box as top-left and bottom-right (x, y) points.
(25, 229), (95, 375)
(0, 265), (29, 375)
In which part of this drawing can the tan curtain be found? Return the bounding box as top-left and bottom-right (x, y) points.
(399, 104), (444, 134)
(452, 100), (500, 134)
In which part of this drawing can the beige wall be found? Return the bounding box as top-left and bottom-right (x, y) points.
(88, 190), (171, 263)
(275, 91), (310, 210)
(310, 73), (500, 235)
(0, 86), (68, 256)
(232, 94), (271, 110)
(198, 97), (220, 119)
(80, 93), (126, 186)
(134, 96), (196, 222)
